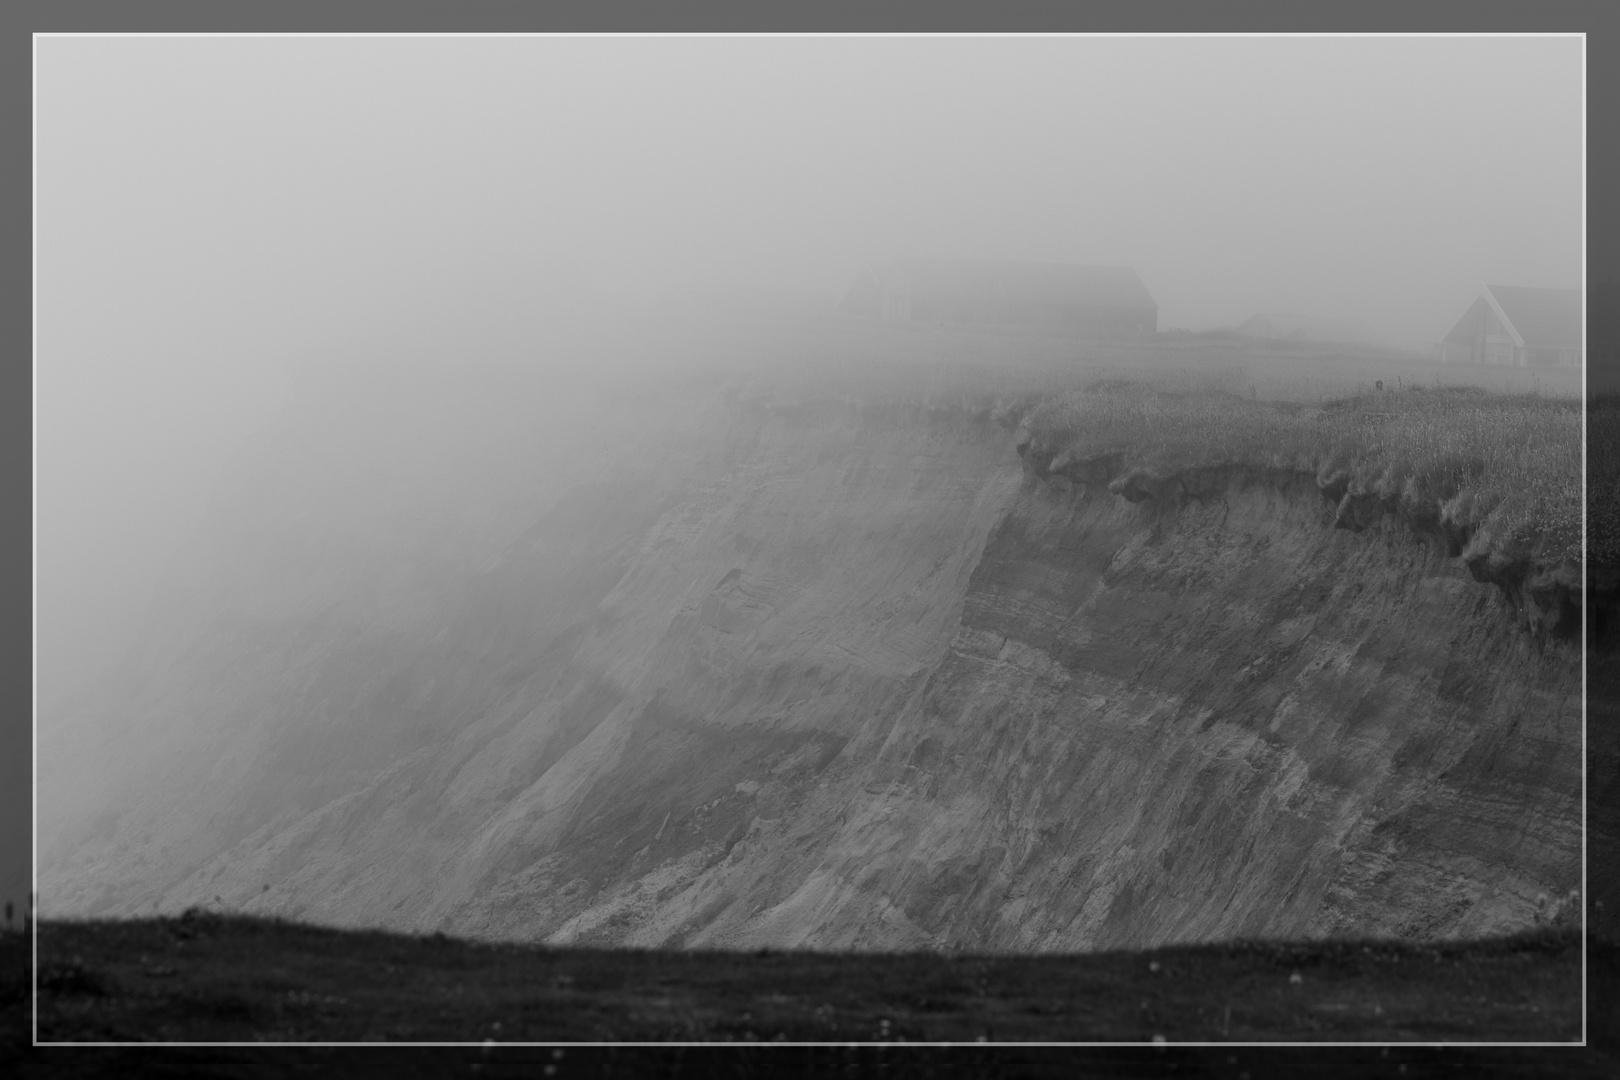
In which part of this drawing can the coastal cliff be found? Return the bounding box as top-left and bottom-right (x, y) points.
(37, 368), (1583, 951)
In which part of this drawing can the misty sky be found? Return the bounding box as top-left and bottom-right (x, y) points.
(35, 35), (1582, 709)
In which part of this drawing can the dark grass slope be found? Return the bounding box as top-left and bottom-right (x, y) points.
(6, 919), (1613, 1062)
(6, 913), (1617, 1080)
(33, 913), (1594, 1045)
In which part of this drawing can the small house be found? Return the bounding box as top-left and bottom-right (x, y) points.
(1435, 284), (1580, 367)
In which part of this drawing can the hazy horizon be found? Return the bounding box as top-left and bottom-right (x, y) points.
(35, 33), (1583, 722)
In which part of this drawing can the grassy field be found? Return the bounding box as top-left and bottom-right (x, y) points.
(17, 915), (1586, 1046)
(11, 918), (1611, 1078)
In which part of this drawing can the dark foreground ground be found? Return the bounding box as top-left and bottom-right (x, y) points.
(6, 915), (1618, 1077)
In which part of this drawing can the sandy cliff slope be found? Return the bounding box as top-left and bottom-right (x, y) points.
(37, 370), (1582, 951)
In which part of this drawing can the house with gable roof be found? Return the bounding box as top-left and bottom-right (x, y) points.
(1435, 284), (1580, 367)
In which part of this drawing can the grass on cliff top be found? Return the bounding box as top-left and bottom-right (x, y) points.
(666, 315), (1577, 413)
(1023, 379), (1582, 566)
(619, 316), (1585, 567)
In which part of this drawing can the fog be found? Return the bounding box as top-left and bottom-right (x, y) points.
(35, 34), (1581, 725)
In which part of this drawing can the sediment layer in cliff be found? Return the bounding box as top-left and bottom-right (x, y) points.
(1012, 420), (1582, 645)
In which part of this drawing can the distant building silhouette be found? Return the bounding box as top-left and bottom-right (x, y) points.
(1435, 284), (1580, 367)
(839, 258), (1157, 333)
(1234, 312), (1383, 347)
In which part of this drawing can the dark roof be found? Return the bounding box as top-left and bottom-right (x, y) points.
(1487, 285), (1580, 349)
(871, 259), (1156, 311)
(1440, 297), (1489, 345)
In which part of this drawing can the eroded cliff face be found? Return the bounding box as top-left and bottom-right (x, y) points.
(38, 375), (1582, 951)
(786, 470), (1580, 949)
